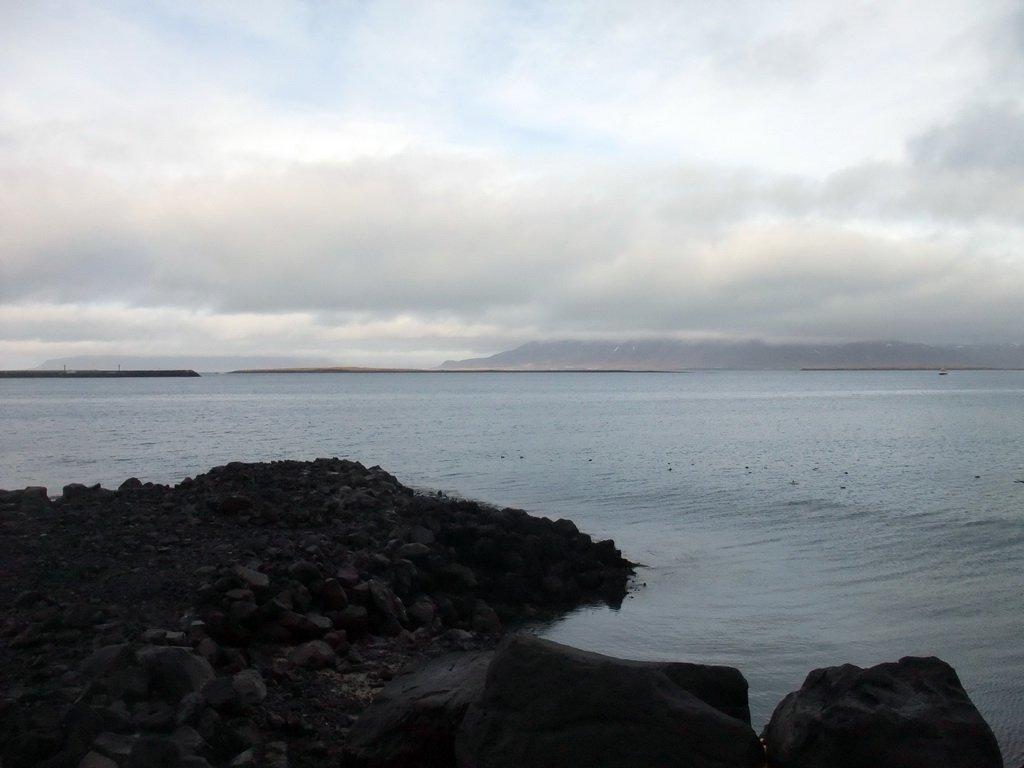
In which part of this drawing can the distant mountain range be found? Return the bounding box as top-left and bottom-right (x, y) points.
(31, 341), (1024, 373)
(439, 340), (1024, 370)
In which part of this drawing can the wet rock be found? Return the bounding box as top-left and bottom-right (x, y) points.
(287, 560), (322, 584)
(761, 656), (1004, 768)
(345, 651), (493, 768)
(62, 703), (132, 761)
(80, 645), (134, 679)
(274, 610), (319, 639)
(435, 563), (477, 591)
(406, 596), (437, 629)
(230, 565), (270, 592)
(62, 602), (101, 629)
(78, 752), (119, 768)
(13, 589), (46, 608)
(368, 580), (409, 627)
(170, 725), (207, 758)
(62, 483), (93, 501)
(126, 734), (182, 768)
(470, 601), (501, 635)
(394, 542), (431, 561)
(201, 612), (252, 647)
(456, 635), (762, 768)
(136, 647), (216, 705)
(135, 703), (177, 732)
(333, 605), (370, 637)
(390, 559), (419, 597)
(2, 728), (64, 768)
(79, 646), (150, 704)
(290, 640), (337, 670)
(142, 628), (170, 644)
(202, 670), (267, 715)
(321, 578), (349, 610)
(92, 732), (137, 763)
(218, 496), (253, 516)
(9, 622), (44, 649)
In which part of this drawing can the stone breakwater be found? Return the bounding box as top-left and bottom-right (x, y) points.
(0, 459), (633, 768)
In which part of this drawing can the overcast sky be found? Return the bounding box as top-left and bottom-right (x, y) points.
(2, 0), (1023, 368)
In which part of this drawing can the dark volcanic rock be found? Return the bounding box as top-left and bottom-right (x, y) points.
(761, 656), (1004, 768)
(455, 635), (763, 768)
(137, 646), (216, 705)
(344, 650), (493, 768)
(0, 458), (637, 768)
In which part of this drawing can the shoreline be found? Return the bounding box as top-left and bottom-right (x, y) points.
(0, 458), (634, 767)
(1, 459), (1009, 767)
(0, 369), (201, 378)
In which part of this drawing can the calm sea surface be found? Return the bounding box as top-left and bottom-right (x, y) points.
(2, 370), (1023, 760)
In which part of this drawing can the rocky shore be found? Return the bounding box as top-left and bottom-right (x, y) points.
(1, 458), (1009, 768)
(0, 459), (633, 768)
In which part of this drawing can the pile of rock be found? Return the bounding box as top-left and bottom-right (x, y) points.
(2, 640), (272, 768)
(186, 464), (633, 646)
(0, 459), (634, 768)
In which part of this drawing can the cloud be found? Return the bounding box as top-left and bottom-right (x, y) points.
(540, 218), (1024, 342)
(909, 101), (1024, 172)
(5, 146), (1021, 355)
(0, 301), (509, 369)
(1, 0), (1023, 367)
(9, 149), (1024, 348)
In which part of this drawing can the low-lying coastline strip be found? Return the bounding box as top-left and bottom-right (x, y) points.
(0, 369), (201, 378)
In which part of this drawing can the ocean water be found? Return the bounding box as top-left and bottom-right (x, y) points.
(2, 369), (1022, 760)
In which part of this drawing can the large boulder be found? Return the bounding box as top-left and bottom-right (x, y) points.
(136, 646), (216, 705)
(345, 651), (494, 768)
(762, 656), (1003, 768)
(456, 635), (762, 768)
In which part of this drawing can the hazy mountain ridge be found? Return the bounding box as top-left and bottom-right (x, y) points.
(440, 340), (1024, 370)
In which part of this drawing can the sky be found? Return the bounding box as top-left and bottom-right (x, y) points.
(1, 0), (1023, 368)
